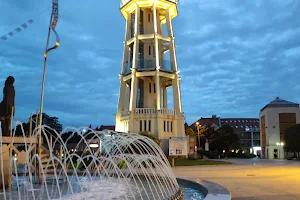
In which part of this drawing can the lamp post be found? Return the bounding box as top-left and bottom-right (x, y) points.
(276, 142), (284, 159)
(196, 122), (200, 149)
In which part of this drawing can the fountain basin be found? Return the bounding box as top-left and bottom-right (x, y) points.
(178, 178), (231, 200)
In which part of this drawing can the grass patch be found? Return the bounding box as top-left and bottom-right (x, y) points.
(168, 159), (232, 166)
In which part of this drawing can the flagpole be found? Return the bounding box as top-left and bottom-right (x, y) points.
(38, 11), (53, 128)
(37, 11), (53, 183)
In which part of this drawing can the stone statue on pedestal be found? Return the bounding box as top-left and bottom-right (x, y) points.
(0, 76), (15, 136)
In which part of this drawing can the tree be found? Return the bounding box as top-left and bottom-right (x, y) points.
(185, 127), (195, 136)
(31, 113), (63, 133)
(284, 124), (300, 157)
(13, 113), (63, 141)
(209, 125), (240, 152)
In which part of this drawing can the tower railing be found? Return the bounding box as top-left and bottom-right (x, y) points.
(134, 108), (176, 116)
(124, 59), (174, 74)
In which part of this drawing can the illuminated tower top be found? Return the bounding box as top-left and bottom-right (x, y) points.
(120, 0), (179, 21)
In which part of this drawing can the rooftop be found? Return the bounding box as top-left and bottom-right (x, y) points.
(260, 97), (299, 112)
(120, 0), (178, 8)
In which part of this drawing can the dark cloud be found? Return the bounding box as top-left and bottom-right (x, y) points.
(1, 0), (300, 127)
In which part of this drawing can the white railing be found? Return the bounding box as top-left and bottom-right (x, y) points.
(159, 108), (176, 115)
(134, 108), (176, 116)
(135, 108), (157, 115)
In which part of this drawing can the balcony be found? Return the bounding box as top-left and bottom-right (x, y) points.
(135, 108), (176, 116)
(120, 0), (177, 8)
(124, 59), (174, 74)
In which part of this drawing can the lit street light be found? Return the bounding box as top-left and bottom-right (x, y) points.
(196, 122), (201, 149)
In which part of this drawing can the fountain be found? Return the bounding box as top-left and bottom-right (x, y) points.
(0, 121), (211, 200)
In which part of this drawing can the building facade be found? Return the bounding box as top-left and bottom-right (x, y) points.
(192, 115), (261, 154)
(220, 118), (260, 154)
(115, 0), (186, 154)
(260, 97), (300, 159)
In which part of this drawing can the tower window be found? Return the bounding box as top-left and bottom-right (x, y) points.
(171, 121), (173, 132)
(148, 13), (150, 22)
(164, 121), (166, 132)
(149, 83), (151, 93)
(148, 120), (151, 132)
(154, 83), (156, 93)
(144, 120), (147, 131)
(140, 120), (143, 132)
(149, 45), (151, 55)
(153, 46), (155, 57)
(167, 121), (170, 132)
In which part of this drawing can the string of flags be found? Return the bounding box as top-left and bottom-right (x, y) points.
(1, 6), (51, 42)
(1, 19), (34, 41)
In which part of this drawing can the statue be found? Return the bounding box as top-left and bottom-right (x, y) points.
(0, 76), (15, 136)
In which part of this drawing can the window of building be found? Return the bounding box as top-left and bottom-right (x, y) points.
(241, 126), (243, 128)
(242, 120), (244, 122)
(167, 121), (170, 132)
(250, 120), (252, 122)
(171, 121), (173, 132)
(246, 120), (248, 122)
(148, 120), (151, 132)
(149, 46), (151, 55)
(164, 121), (166, 132)
(154, 83), (156, 93)
(226, 120), (228, 123)
(234, 120), (236, 123)
(231, 126), (233, 128)
(140, 120), (143, 132)
(230, 120), (232, 122)
(238, 120), (240, 122)
(148, 14), (150, 22)
(254, 126), (257, 128)
(144, 120), (147, 131)
(250, 125), (252, 128)
(149, 83), (151, 93)
(153, 46), (155, 57)
(236, 126), (238, 128)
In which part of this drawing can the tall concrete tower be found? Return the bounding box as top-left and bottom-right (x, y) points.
(116, 0), (185, 152)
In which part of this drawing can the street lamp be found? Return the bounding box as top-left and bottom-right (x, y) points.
(196, 122), (201, 149)
(276, 142), (284, 159)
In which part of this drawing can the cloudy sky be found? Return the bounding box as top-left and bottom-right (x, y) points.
(1, 0), (300, 128)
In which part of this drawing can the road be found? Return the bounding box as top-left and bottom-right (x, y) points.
(173, 158), (300, 200)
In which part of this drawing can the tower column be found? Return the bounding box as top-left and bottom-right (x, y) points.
(163, 87), (168, 108)
(172, 73), (182, 113)
(166, 9), (178, 72)
(129, 5), (140, 112)
(153, 3), (161, 111)
(122, 12), (132, 74)
(117, 75), (126, 113)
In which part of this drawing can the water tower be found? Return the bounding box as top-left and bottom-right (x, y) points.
(115, 0), (186, 153)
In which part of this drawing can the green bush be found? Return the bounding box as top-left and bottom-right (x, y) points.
(227, 152), (256, 158)
(197, 150), (219, 159)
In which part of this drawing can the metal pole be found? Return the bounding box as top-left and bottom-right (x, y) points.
(39, 12), (53, 128)
(197, 125), (200, 149)
(38, 11), (53, 183)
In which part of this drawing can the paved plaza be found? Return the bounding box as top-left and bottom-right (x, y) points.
(173, 158), (300, 200)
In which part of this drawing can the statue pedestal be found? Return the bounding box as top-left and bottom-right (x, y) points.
(0, 144), (10, 188)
